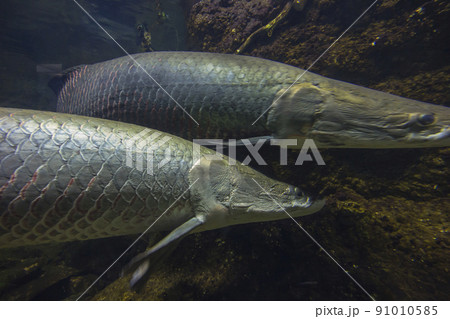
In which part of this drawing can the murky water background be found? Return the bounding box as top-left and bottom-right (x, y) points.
(0, 0), (448, 300)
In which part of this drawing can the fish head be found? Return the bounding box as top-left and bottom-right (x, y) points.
(267, 79), (450, 148)
(189, 156), (324, 231)
(224, 162), (325, 224)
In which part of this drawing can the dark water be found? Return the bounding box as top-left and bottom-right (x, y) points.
(0, 0), (449, 300)
(0, 0), (188, 110)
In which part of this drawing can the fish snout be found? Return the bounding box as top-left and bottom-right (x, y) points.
(424, 126), (450, 144)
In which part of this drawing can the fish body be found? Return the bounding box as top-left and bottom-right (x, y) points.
(50, 52), (284, 140)
(50, 52), (450, 148)
(0, 107), (323, 248)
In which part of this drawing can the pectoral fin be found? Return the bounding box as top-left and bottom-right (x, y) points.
(125, 156), (231, 289)
(124, 216), (204, 289)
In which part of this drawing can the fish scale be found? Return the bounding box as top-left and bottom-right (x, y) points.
(0, 107), (196, 247)
(51, 52), (300, 140)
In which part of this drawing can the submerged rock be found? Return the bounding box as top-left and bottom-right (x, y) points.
(0, 0), (448, 300)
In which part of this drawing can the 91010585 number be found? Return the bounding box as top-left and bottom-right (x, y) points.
(375, 305), (438, 316)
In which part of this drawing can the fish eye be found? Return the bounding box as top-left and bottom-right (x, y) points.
(289, 186), (304, 198)
(417, 114), (435, 126)
(295, 187), (304, 197)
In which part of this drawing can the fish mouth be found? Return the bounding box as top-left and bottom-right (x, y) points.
(409, 126), (450, 144)
(288, 197), (326, 217)
(427, 126), (450, 141)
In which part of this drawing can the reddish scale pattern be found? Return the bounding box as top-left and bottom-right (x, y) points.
(0, 108), (195, 247)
